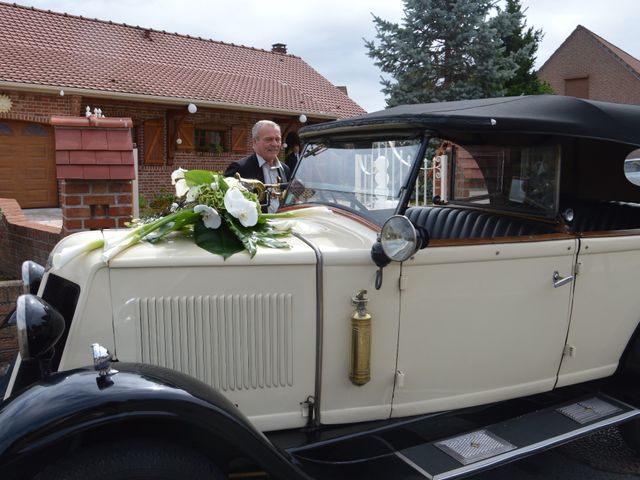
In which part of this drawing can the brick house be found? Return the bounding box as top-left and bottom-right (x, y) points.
(538, 25), (640, 104)
(0, 2), (365, 212)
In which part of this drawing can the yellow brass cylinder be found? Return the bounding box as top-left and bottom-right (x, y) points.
(349, 290), (371, 386)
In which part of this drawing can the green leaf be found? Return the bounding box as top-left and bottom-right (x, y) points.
(185, 170), (219, 187)
(194, 219), (244, 259)
(256, 236), (290, 249)
(224, 214), (259, 257)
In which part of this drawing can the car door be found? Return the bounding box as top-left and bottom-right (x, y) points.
(392, 237), (577, 417)
(557, 234), (640, 387)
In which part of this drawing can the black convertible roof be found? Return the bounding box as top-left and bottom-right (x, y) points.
(300, 95), (640, 147)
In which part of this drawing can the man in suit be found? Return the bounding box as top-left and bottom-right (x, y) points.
(224, 120), (290, 213)
(284, 131), (301, 173)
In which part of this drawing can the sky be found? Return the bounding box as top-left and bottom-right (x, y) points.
(8, 0), (640, 112)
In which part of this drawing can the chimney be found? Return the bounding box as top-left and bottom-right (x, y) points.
(272, 43), (287, 54)
(336, 86), (349, 96)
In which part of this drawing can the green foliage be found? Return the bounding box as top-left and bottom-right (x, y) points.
(365, 0), (548, 105)
(139, 188), (174, 217)
(500, 0), (554, 96)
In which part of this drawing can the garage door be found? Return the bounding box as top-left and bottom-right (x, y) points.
(0, 121), (57, 208)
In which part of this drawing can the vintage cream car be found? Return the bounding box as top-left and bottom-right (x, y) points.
(3, 95), (640, 479)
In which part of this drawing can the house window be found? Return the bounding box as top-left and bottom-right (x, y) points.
(0, 123), (14, 136)
(22, 123), (48, 136)
(195, 128), (226, 154)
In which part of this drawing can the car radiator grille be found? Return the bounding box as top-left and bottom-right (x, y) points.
(134, 293), (294, 391)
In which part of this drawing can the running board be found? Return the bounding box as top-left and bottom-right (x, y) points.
(396, 394), (639, 479)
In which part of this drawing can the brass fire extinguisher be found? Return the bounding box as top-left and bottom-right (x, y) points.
(349, 290), (372, 386)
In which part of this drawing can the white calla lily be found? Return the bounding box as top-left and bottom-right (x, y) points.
(53, 238), (105, 269)
(224, 188), (259, 227)
(194, 204), (221, 229)
(171, 167), (187, 185)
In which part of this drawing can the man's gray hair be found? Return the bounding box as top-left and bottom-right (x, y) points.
(252, 120), (281, 140)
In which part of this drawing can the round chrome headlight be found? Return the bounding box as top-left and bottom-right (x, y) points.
(380, 215), (420, 262)
(15, 294), (65, 360)
(21, 260), (45, 295)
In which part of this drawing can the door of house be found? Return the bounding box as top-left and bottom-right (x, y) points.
(0, 120), (57, 208)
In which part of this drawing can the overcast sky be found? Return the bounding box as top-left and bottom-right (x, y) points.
(9, 0), (640, 112)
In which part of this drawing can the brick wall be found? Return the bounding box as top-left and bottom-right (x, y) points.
(78, 97), (299, 203)
(0, 280), (20, 369)
(0, 198), (62, 279)
(2, 90), (300, 212)
(538, 27), (640, 105)
(60, 180), (133, 232)
(0, 89), (79, 123)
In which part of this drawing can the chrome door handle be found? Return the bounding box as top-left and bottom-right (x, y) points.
(553, 271), (573, 288)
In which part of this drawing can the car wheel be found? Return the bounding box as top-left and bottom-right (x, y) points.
(34, 438), (224, 480)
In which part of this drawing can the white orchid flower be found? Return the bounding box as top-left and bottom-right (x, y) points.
(171, 167), (187, 185)
(194, 204), (221, 229)
(53, 238), (105, 269)
(210, 181), (219, 191)
(224, 188), (259, 227)
(174, 178), (189, 197)
(186, 185), (201, 202)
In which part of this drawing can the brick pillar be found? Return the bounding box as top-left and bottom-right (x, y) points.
(51, 116), (135, 235)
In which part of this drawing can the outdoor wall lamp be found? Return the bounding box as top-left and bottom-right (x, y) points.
(187, 103), (197, 114)
(299, 114), (307, 123)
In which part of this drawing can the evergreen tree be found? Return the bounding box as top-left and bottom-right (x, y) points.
(365, 0), (524, 106)
(500, 0), (553, 95)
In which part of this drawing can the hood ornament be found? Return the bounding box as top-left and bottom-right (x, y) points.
(91, 343), (118, 377)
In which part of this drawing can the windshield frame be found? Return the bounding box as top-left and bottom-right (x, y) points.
(283, 133), (429, 226)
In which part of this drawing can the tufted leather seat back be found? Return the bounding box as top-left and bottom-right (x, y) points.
(405, 206), (558, 240)
(561, 200), (640, 232)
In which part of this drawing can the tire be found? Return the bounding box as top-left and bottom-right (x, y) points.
(34, 438), (224, 480)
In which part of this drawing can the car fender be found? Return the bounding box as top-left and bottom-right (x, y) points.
(0, 362), (309, 479)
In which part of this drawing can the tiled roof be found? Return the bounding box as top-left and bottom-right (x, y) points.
(583, 26), (640, 81)
(0, 2), (365, 119)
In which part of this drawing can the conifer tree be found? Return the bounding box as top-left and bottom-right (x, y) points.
(500, 0), (553, 95)
(365, 0), (529, 106)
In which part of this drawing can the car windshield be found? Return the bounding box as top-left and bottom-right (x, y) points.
(283, 138), (421, 225)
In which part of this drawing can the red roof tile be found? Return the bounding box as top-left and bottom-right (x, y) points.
(0, 2), (365, 119)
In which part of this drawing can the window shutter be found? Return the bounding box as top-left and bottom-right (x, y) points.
(231, 126), (248, 153)
(144, 118), (164, 165)
(176, 121), (194, 151)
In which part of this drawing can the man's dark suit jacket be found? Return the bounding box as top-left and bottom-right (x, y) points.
(224, 153), (290, 184)
(224, 153), (291, 212)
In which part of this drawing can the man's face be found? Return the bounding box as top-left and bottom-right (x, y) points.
(253, 124), (282, 164)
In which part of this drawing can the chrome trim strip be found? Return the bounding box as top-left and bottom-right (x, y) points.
(293, 232), (323, 427)
(395, 452), (433, 479)
(396, 408), (640, 480)
(2, 353), (21, 401)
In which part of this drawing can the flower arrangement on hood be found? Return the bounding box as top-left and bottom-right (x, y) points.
(53, 168), (330, 268)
